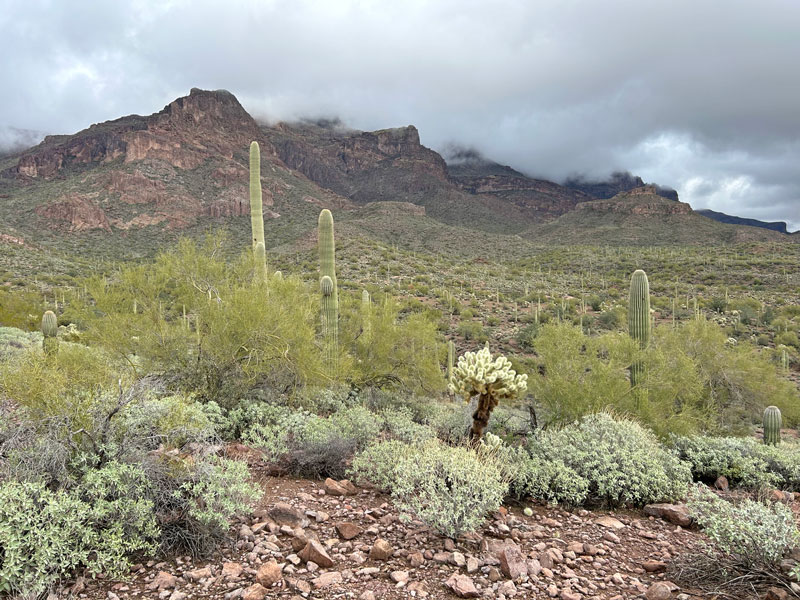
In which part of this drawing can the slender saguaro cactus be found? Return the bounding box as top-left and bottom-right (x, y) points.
(41, 310), (59, 356)
(628, 269), (650, 387)
(319, 209), (338, 372)
(249, 141), (267, 283)
(361, 289), (371, 342)
(763, 405), (782, 445)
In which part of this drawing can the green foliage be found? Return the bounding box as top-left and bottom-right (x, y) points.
(348, 439), (412, 492)
(0, 288), (45, 331)
(527, 413), (691, 507)
(671, 435), (800, 490)
(688, 484), (800, 568)
(0, 344), (125, 429)
(75, 238), (323, 405)
(391, 440), (509, 538)
(456, 319), (487, 343)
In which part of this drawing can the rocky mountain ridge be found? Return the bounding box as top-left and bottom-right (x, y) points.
(0, 88), (792, 256)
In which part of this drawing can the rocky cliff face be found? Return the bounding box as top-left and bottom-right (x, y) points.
(575, 186), (692, 216)
(696, 209), (790, 234)
(1, 89), (341, 236)
(565, 171), (679, 202)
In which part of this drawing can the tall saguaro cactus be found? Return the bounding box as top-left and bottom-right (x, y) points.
(447, 340), (455, 383)
(41, 310), (59, 356)
(319, 209), (338, 372)
(764, 405), (782, 445)
(249, 141), (267, 283)
(628, 269), (650, 387)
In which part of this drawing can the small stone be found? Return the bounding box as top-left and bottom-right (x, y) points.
(714, 476), (729, 491)
(336, 522), (362, 540)
(560, 589), (581, 600)
(643, 504), (692, 528)
(269, 502), (307, 527)
(324, 478), (358, 496)
(168, 592), (186, 600)
(241, 583), (268, 600)
(313, 571), (343, 589)
(222, 562), (243, 579)
(467, 556), (480, 573)
(765, 586), (791, 600)
(185, 566), (212, 582)
(444, 573), (480, 598)
(642, 560), (668, 573)
(360, 592), (377, 600)
(452, 551), (466, 567)
(369, 538), (393, 561)
(645, 582), (674, 600)
(299, 540), (335, 568)
(256, 560), (282, 587)
(390, 570), (409, 583)
(499, 542), (527, 579)
(594, 516), (625, 530)
(147, 572), (177, 591)
(499, 580), (518, 597)
(409, 552), (425, 568)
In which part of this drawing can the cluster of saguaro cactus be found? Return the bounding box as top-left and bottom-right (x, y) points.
(763, 405), (782, 445)
(319, 209), (339, 372)
(628, 269), (650, 387)
(250, 141), (268, 284)
(41, 310), (59, 356)
(448, 346), (528, 441)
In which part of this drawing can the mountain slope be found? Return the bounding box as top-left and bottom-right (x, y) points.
(526, 187), (787, 245)
(697, 208), (791, 234)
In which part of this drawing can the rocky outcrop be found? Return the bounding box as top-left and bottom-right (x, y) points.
(575, 186), (692, 216)
(565, 171), (679, 202)
(35, 195), (112, 232)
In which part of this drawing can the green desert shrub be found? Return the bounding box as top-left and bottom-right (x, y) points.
(526, 413), (691, 507)
(391, 440), (509, 538)
(348, 439), (412, 492)
(672, 435), (800, 490)
(687, 484), (800, 568)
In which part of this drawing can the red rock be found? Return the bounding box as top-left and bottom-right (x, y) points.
(498, 543), (527, 579)
(299, 540), (335, 568)
(324, 478), (358, 496)
(444, 573), (480, 598)
(594, 516), (625, 529)
(147, 571), (177, 591)
(643, 503), (692, 527)
(336, 522), (362, 540)
(269, 502), (307, 527)
(242, 583), (268, 600)
(641, 560), (668, 573)
(256, 560), (282, 586)
(369, 538), (394, 561)
(313, 571), (343, 589)
(221, 562), (243, 579)
(645, 581), (675, 600)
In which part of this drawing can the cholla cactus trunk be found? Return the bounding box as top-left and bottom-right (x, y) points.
(361, 289), (371, 342)
(249, 141), (267, 282)
(41, 310), (59, 356)
(448, 347), (527, 443)
(318, 209), (338, 373)
(628, 269), (650, 388)
(764, 405), (782, 445)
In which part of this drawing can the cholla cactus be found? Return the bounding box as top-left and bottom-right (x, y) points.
(448, 346), (528, 441)
(41, 310), (59, 356)
(764, 405), (782, 446)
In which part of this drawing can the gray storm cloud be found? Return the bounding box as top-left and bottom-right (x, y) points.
(2, 0), (799, 229)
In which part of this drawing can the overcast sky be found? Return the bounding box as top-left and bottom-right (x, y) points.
(2, 0), (800, 229)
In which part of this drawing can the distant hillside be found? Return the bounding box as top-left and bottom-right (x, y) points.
(565, 171), (679, 202)
(697, 208), (791, 234)
(526, 187), (786, 245)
